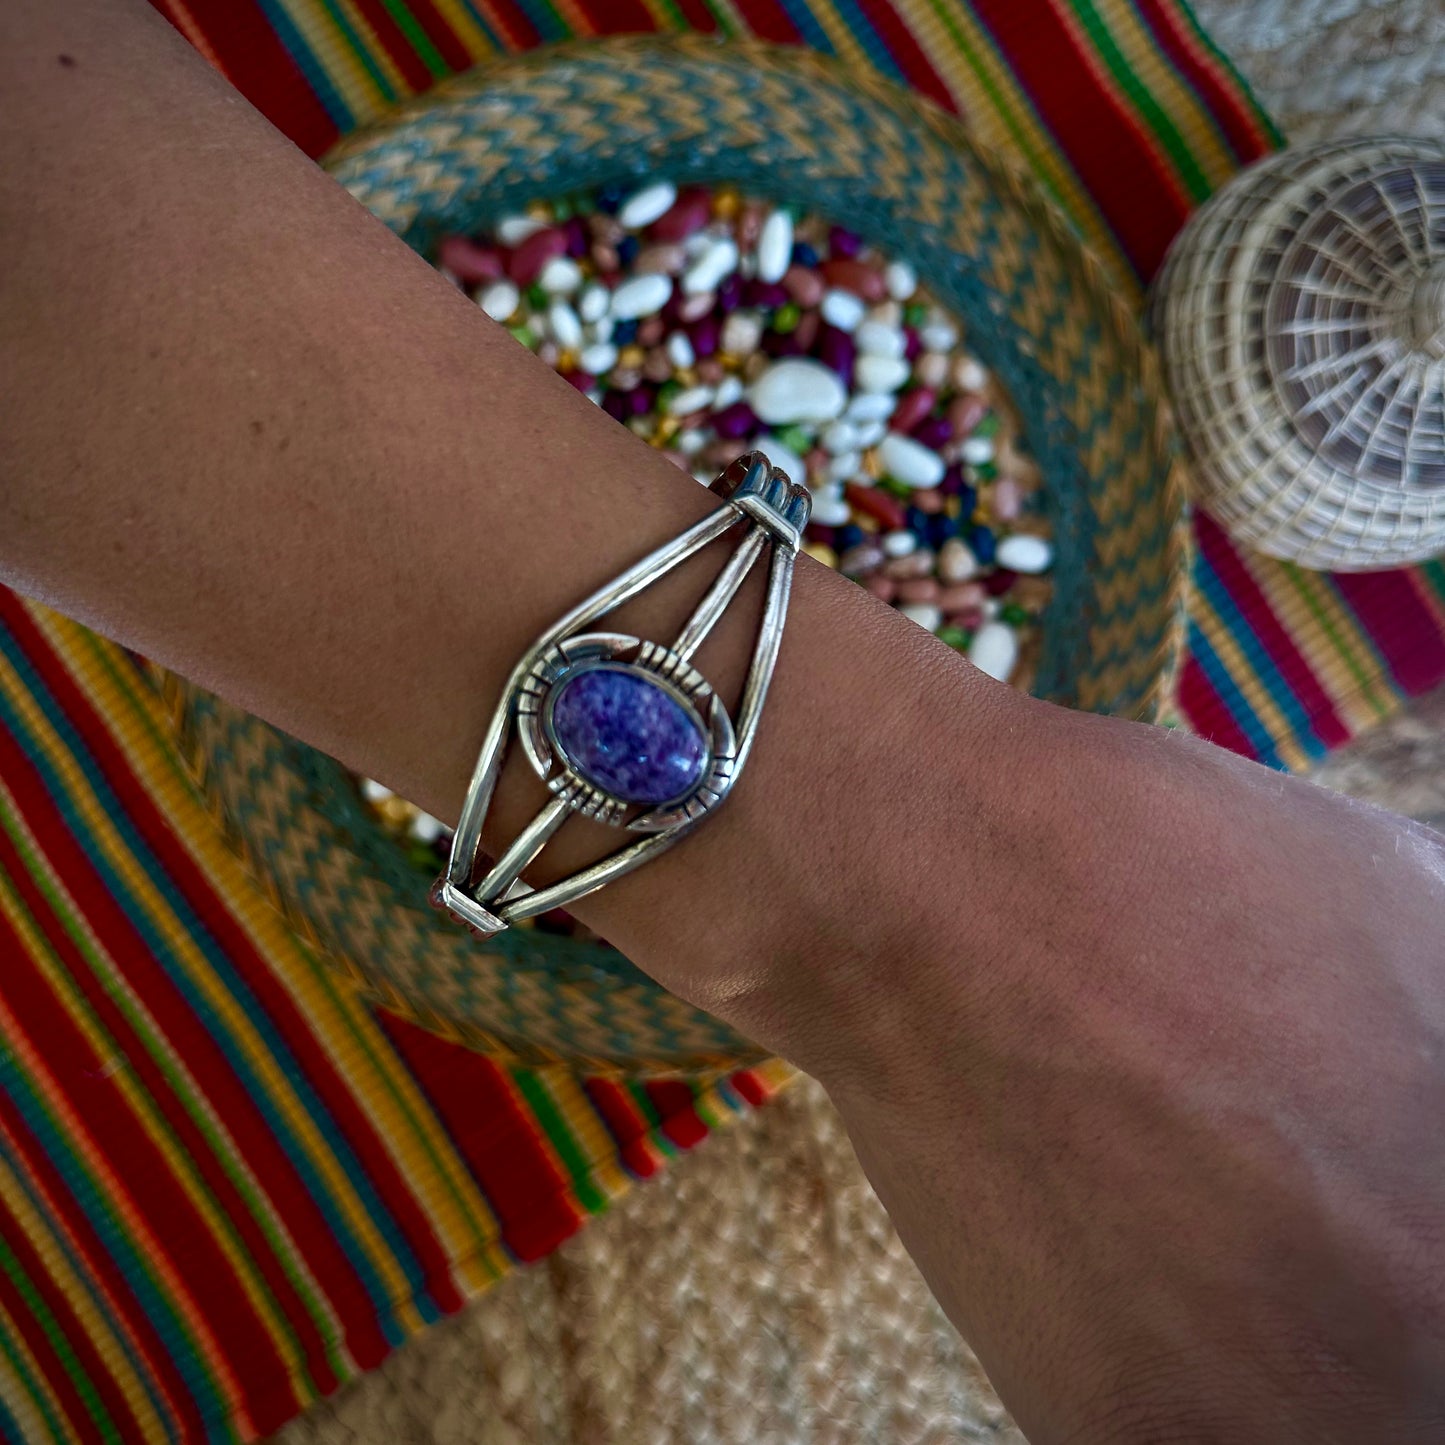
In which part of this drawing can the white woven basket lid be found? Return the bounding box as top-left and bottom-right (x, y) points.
(1151, 136), (1445, 571)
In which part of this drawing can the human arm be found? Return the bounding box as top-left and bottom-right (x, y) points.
(4, 3), (1444, 1440)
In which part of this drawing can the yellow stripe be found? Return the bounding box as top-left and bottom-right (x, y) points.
(0, 763), (354, 1375)
(0, 947), (251, 1434)
(0, 1151), (170, 1445)
(1248, 561), (1397, 729)
(44, 610), (514, 1298)
(899, 0), (1138, 297)
(0, 831), (299, 1425)
(0, 646), (429, 1341)
(420, 0), (501, 63)
(535, 1070), (634, 1201)
(1074, 0), (1238, 195)
(329, 0), (413, 94)
(274, 0), (393, 124)
(0, 1288), (78, 1445)
(1190, 591), (1311, 771)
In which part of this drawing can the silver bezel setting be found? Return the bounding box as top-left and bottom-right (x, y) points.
(517, 635), (738, 832)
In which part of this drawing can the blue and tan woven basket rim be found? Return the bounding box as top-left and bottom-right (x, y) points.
(158, 36), (1188, 1076)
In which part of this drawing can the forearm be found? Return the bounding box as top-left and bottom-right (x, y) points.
(0, 0), (1031, 1078)
(8, 8), (1445, 1442)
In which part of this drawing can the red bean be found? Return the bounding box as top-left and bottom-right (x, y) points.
(845, 483), (906, 531)
(649, 188), (712, 242)
(890, 387), (936, 434)
(436, 235), (503, 284)
(507, 227), (568, 285)
(821, 258), (886, 301)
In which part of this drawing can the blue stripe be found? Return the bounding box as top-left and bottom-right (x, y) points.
(251, 0), (357, 129)
(1194, 551), (1332, 761)
(1186, 620), (1284, 769)
(0, 1368), (33, 1445)
(772, 0), (838, 54)
(0, 1149), (179, 1442)
(814, 0), (909, 83)
(0, 1306), (70, 1445)
(448, 0), (506, 49)
(0, 865), (230, 1429)
(513, 0), (571, 44)
(0, 635), (437, 1340)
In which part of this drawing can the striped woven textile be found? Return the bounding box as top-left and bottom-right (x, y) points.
(0, 1), (1437, 1441)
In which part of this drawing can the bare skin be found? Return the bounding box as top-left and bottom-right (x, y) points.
(3, 4), (1443, 1440)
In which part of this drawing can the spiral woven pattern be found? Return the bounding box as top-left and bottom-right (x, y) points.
(161, 37), (1184, 1073)
(1151, 135), (1445, 570)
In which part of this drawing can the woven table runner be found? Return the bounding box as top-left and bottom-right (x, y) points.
(0, 2), (1439, 1441)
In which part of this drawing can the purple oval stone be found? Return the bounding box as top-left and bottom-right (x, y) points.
(550, 666), (707, 806)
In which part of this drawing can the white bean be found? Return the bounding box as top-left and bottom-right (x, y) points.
(682, 237), (739, 295)
(547, 301), (583, 351)
(478, 279), (520, 322)
(884, 260), (918, 300)
(618, 181), (677, 230)
(495, 214), (545, 245)
(756, 210), (794, 284)
(820, 289), (866, 332)
(537, 256), (583, 295)
(666, 331), (696, 370)
(579, 342), (618, 376)
(610, 273), (673, 320)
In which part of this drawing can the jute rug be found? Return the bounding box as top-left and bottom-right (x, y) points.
(273, 8), (1445, 1440)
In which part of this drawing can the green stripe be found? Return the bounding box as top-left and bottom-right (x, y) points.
(0, 1299), (72, 1445)
(0, 1148), (177, 1441)
(511, 1073), (609, 1215)
(1068, 0), (1212, 202)
(88, 635), (502, 1268)
(373, 0), (449, 79)
(0, 787), (348, 1392)
(921, 0), (1113, 244)
(0, 1234), (118, 1441)
(1280, 569), (1394, 720)
(313, 0), (398, 101)
(0, 827), (233, 1426)
(306, 964), (504, 1278)
(1172, 0), (1284, 147)
(1418, 557), (1445, 609)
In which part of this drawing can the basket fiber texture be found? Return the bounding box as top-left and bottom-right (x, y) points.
(162, 37), (1185, 1074)
(1152, 135), (1445, 570)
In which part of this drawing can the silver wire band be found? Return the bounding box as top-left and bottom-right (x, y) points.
(430, 452), (811, 936)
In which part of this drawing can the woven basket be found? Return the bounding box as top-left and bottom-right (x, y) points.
(1150, 135), (1445, 570)
(159, 37), (1186, 1075)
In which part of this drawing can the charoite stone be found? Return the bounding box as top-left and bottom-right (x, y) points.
(550, 666), (707, 806)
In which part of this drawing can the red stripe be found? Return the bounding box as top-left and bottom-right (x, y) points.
(0, 904), (291, 1434)
(147, 0), (339, 159)
(643, 1080), (708, 1149)
(969, 0), (1192, 278)
(472, 0), (543, 50)
(376, 1014), (584, 1261)
(572, 0), (655, 34)
(670, 0), (721, 31)
(853, 0), (957, 113)
(0, 1183), (109, 1445)
(0, 788), (353, 1398)
(728, 0), (805, 44)
(0, 1099), (205, 1444)
(581, 1080), (661, 1178)
(1132, 0), (1275, 174)
(1194, 514), (1351, 750)
(0, 597), (462, 1329)
(1177, 653), (1255, 756)
(729, 1069), (768, 1107)
(0, 1185), (149, 1445)
(385, 0), (478, 69)
(1333, 571), (1445, 696)
(345, 0), (439, 92)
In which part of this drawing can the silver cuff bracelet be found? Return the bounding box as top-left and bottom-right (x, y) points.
(430, 451), (811, 936)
